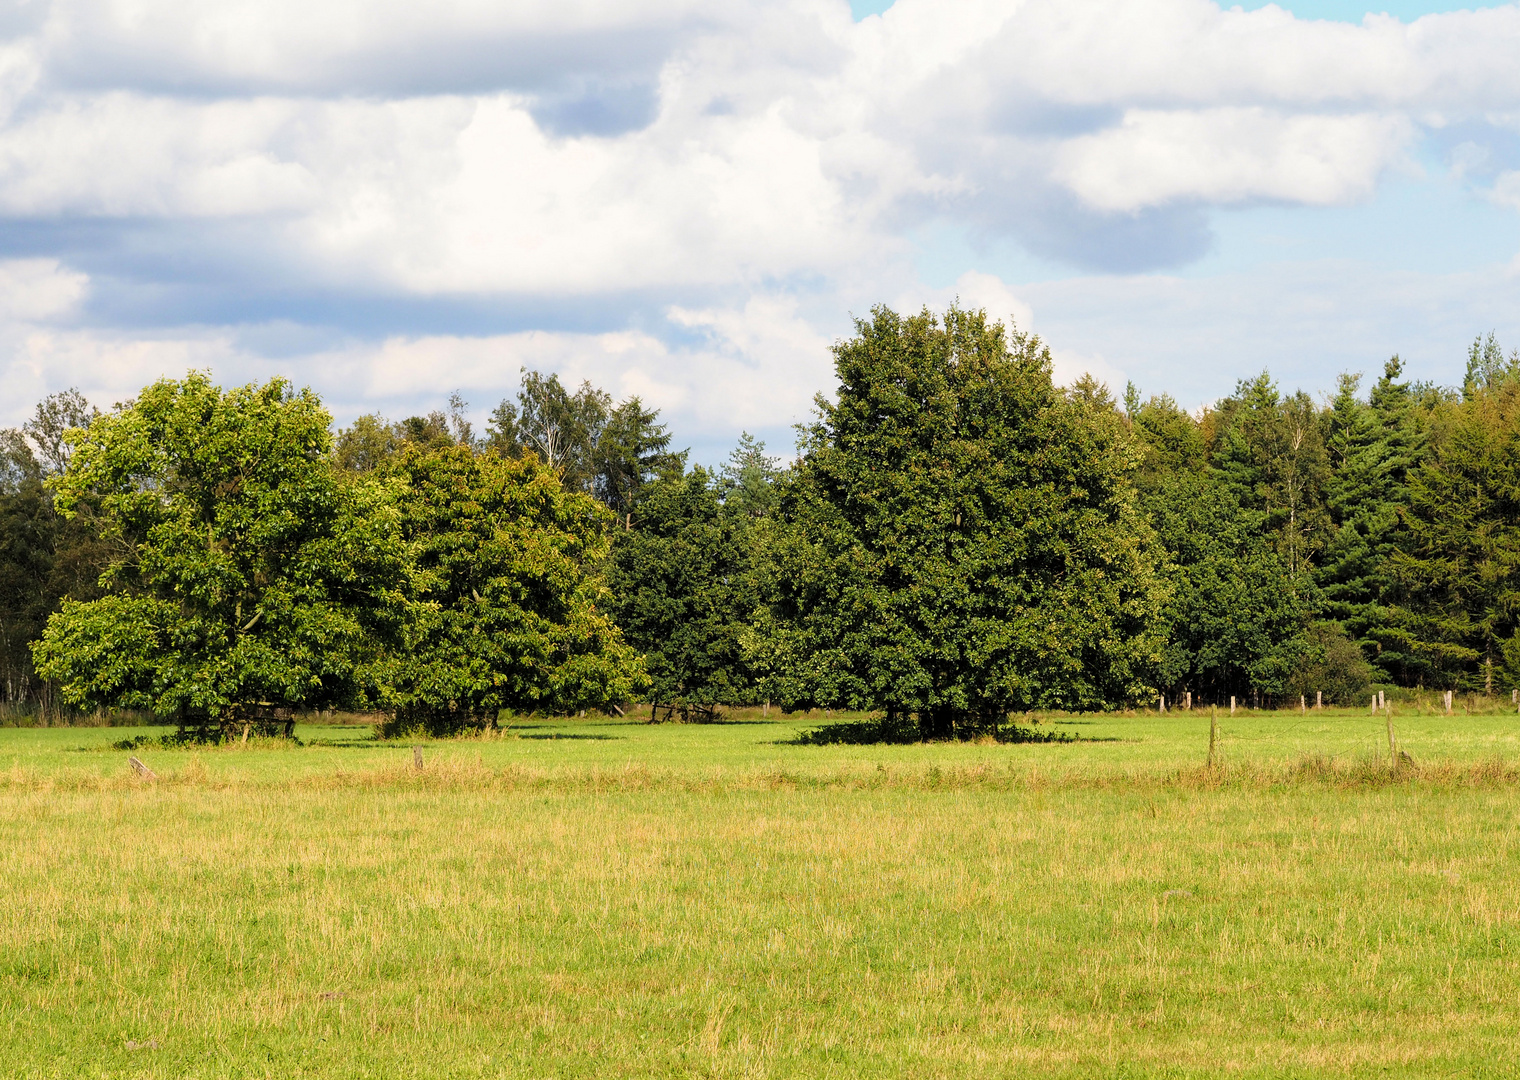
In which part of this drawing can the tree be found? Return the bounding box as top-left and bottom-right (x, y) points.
(1148, 470), (1317, 703)
(749, 306), (1167, 737)
(1127, 391), (1207, 495)
(0, 391), (111, 711)
(375, 443), (646, 735)
(594, 397), (683, 521)
(605, 466), (757, 716)
(488, 370), (611, 492)
(333, 413), (400, 472)
(1386, 381), (1520, 691)
(1209, 373), (1332, 578)
(32, 374), (403, 737)
(1463, 332), (1520, 399)
(719, 432), (782, 521)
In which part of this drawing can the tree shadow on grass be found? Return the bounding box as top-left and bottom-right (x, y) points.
(514, 733), (626, 741)
(786, 716), (1087, 746)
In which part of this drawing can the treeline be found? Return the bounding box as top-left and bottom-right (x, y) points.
(2, 307), (1518, 738)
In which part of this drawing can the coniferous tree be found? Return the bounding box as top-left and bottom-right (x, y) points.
(1387, 377), (1520, 691)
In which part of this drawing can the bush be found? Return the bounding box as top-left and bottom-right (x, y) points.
(1286, 624), (1373, 705)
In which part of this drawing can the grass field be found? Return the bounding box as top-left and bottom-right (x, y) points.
(4, 703), (1520, 1078)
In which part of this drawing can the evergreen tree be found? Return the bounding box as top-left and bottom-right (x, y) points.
(1209, 373), (1331, 577)
(1386, 381), (1520, 691)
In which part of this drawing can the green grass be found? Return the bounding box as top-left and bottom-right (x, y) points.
(4, 704), (1520, 1077)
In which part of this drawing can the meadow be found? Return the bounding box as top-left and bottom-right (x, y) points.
(4, 701), (1520, 1078)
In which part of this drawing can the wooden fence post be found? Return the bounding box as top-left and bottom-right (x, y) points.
(1316, 690), (1322, 710)
(1230, 696), (1236, 716)
(1387, 715), (1397, 769)
(1186, 691), (1192, 711)
(1159, 695), (1166, 713)
(412, 746), (424, 770)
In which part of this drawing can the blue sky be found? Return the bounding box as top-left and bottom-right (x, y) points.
(4, 0), (1520, 463)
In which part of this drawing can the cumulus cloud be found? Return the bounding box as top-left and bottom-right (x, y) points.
(3, 0), (1520, 438)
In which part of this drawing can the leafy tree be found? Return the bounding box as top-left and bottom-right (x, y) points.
(488, 370), (611, 492)
(605, 466), (757, 715)
(32, 374), (403, 736)
(333, 413), (400, 472)
(749, 306), (1167, 737)
(1148, 470), (1316, 703)
(1128, 391), (1207, 495)
(0, 392), (110, 710)
(1285, 623), (1373, 706)
(376, 443), (646, 735)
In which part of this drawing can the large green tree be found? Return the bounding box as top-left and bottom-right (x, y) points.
(1386, 379), (1520, 691)
(605, 463), (763, 716)
(0, 391), (110, 710)
(750, 306), (1166, 737)
(376, 443), (646, 734)
(32, 374), (403, 735)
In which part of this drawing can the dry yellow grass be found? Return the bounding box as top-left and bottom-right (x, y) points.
(2, 711), (1520, 1077)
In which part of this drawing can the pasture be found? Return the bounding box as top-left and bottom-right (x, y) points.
(3, 703), (1520, 1078)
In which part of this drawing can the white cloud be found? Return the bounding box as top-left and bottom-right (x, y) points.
(3, 0), (1520, 439)
(0, 259), (88, 320)
(1055, 108), (1415, 212)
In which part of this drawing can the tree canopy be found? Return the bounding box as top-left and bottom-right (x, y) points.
(750, 306), (1167, 737)
(32, 374), (402, 735)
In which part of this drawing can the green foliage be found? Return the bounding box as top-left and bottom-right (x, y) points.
(1462, 331), (1520, 399)
(1127, 391), (1207, 494)
(1387, 380), (1520, 691)
(487, 369), (682, 517)
(1285, 622), (1374, 705)
(1209, 373), (1331, 577)
(1147, 470), (1316, 701)
(1315, 360), (1425, 680)
(375, 444), (646, 736)
(0, 392), (111, 708)
(605, 465), (759, 709)
(32, 373), (404, 735)
(751, 306), (1167, 736)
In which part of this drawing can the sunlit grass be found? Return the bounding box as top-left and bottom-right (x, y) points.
(3, 705), (1520, 1077)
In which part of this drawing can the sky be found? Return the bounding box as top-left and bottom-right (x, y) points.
(4, 1), (1520, 463)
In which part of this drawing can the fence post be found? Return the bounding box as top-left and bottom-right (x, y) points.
(1370, 696), (1376, 715)
(412, 746), (424, 770)
(1387, 715), (1397, 769)
(1186, 691), (1192, 711)
(1316, 690), (1322, 711)
(1230, 696), (1236, 716)
(1445, 690), (1453, 716)
(1159, 694), (1165, 713)
(1300, 694), (1306, 715)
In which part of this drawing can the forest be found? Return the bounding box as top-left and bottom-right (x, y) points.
(2, 305), (1518, 740)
